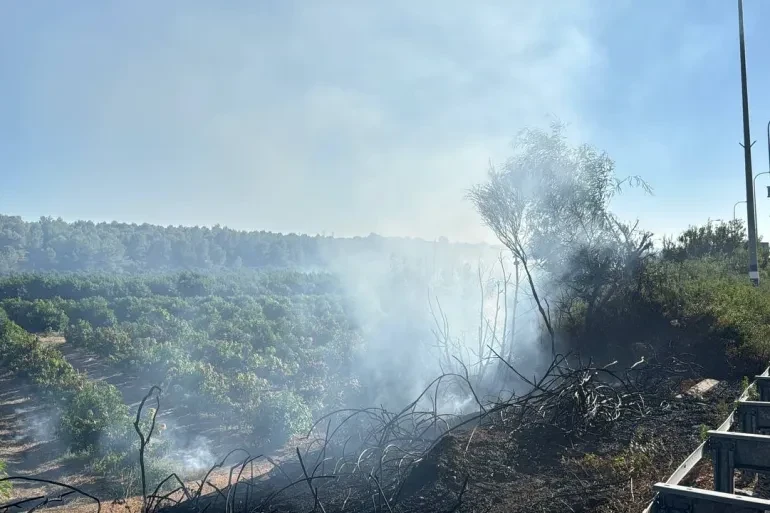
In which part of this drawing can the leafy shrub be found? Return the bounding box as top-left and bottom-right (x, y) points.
(59, 381), (129, 452)
(0, 320), (82, 394)
(89, 434), (177, 498)
(90, 326), (132, 360)
(0, 459), (10, 498)
(650, 259), (770, 374)
(0, 298), (69, 333)
(252, 390), (312, 447)
(64, 297), (117, 327)
(64, 319), (95, 349)
(90, 452), (178, 498)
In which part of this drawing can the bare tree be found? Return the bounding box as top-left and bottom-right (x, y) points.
(468, 123), (651, 358)
(469, 167), (557, 357)
(429, 254), (523, 389)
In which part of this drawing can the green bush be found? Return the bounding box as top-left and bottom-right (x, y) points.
(0, 459), (10, 498)
(59, 381), (130, 452)
(64, 297), (117, 327)
(649, 259), (770, 374)
(89, 444), (177, 498)
(253, 390), (312, 447)
(0, 298), (69, 333)
(0, 319), (82, 394)
(90, 326), (132, 360)
(64, 319), (95, 347)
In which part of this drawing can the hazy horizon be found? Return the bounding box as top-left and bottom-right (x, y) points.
(4, 1), (770, 244)
(1, 211), (502, 246)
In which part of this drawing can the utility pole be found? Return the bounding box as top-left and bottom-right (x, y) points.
(738, 0), (760, 286)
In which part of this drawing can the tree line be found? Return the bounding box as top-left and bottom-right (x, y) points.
(0, 215), (490, 273)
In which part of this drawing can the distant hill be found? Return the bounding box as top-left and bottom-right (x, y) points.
(0, 215), (499, 274)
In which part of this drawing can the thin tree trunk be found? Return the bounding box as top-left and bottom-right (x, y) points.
(520, 255), (556, 358)
(507, 258), (520, 362)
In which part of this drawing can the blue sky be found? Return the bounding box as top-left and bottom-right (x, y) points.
(2, 1), (770, 244)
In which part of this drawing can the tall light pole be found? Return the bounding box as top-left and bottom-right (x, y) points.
(738, 0), (760, 285)
(755, 121), (770, 229)
(754, 171), (770, 223)
(735, 200), (747, 220)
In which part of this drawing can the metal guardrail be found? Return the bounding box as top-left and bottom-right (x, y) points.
(642, 367), (770, 513)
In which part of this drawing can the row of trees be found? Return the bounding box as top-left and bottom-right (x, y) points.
(0, 313), (128, 452)
(0, 270), (361, 443)
(0, 270), (343, 302)
(0, 313), (196, 495)
(0, 215), (490, 273)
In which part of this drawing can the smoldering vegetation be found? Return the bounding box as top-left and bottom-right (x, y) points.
(0, 231), (541, 509)
(2, 125), (770, 512)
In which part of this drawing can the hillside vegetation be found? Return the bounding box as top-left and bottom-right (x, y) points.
(0, 215), (489, 273)
(1, 219), (769, 511)
(3, 127), (770, 511)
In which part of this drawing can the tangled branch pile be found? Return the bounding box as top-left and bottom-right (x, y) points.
(492, 350), (698, 436)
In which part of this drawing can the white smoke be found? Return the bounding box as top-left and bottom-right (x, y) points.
(172, 437), (217, 475)
(13, 404), (57, 443)
(320, 238), (548, 414)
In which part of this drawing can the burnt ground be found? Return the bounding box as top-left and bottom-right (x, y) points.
(155, 378), (738, 513)
(0, 340), (744, 513)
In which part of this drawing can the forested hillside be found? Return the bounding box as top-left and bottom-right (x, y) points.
(0, 215), (491, 273)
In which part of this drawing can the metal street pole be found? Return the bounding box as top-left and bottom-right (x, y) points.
(754, 171), (770, 225)
(738, 0), (760, 285)
(735, 200), (747, 220)
(753, 121), (770, 231)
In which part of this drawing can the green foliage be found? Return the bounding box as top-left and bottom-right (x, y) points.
(0, 317), (133, 458)
(662, 220), (748, 263)
(0, 298), (69, 333)
(0, 270), (356, 447)
(652, 258), (770, 373)
(554, 230), (770, 377)
(697, 424), (709, 442)
(64, 297), (117, 327)
(253, 390), (313, 447)
(0, 319), (82, 393)
(741, 376), (760, 401)
(467, 124), (770, 379)
(58, 381), (130, 452)
(570, 428), (661, 492)
(0, 215), (467, 273)
(0, 459), (10, 498)
(64, 320), (95, 350)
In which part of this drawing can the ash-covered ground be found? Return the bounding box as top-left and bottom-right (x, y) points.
(155, 358), (737, 513)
